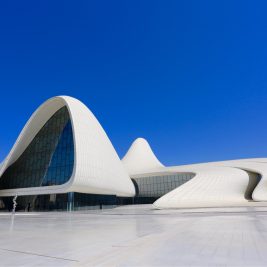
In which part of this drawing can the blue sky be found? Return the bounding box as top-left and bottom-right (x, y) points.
(1, 0), (267, 165)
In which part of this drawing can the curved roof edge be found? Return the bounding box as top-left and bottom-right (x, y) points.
(122, 138), (164, 176)
(0, 95), (135, 197)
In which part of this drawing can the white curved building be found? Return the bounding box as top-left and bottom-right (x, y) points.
(0, 95), (266, 211)
(0, 96), (135, 211)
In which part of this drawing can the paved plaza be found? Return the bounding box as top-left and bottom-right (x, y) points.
(1, 204), (267, 266)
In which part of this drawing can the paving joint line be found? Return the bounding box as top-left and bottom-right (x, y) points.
(0, 248), (79, 262)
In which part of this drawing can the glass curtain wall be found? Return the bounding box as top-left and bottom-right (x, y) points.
(131, 173), (195, 202)
(0, 106), (74, 190)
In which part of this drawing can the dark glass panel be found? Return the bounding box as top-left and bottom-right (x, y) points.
(132, 173), (195, 198)
(0, 192), (117, 211)
(0, 107), (74, 189)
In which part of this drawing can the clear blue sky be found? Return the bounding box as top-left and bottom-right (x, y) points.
(1, 0), (267, 166)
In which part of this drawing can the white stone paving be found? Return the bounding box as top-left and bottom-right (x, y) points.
(1, 204), (267, 266)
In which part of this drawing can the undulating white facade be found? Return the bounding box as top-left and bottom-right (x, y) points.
(122, 139), (267, 208)
(0, 96), (135, 198)
(0, 95), (266, 210)
(122, 138), (164, 175)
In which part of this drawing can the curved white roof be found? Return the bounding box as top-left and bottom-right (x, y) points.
(122, 138), (164, 176)
(1, 95), (267, 209)
(153, 158), (267, 209)
(0, 96), (135, 197)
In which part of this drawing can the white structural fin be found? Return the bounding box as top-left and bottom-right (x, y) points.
(122, 138), (164, 176)
(0, 96), (135, 197)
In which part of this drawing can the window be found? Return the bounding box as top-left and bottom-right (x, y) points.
(132, 173), (195, 198)
(0, 106), (74, 189)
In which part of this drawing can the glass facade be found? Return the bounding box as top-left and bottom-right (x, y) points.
(0, 106), (74, 190)
(0, 193), (118, 212)
(0, 173), (195, 211)
(132, 173), (195, 198)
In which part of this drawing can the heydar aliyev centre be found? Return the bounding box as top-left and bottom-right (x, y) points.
(0, 95), (267, 211)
